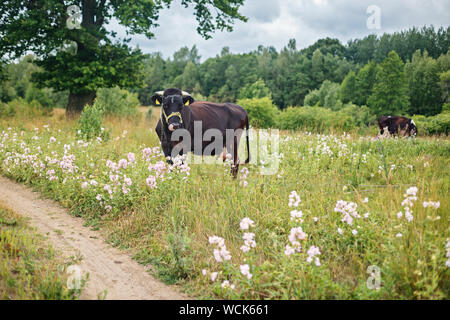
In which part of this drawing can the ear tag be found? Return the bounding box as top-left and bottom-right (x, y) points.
(155, 99), (161, 105)
(184, 100), (189, 106)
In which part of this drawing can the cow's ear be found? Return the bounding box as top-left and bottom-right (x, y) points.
(151, 93), (163, 106)
(183, 95), (195, 106)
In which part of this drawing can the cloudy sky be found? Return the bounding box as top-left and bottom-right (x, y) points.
(110, 0), (450, 60)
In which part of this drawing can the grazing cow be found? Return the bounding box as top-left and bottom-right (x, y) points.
(377, 116), (417, 137)
(152, 88), (250, 177)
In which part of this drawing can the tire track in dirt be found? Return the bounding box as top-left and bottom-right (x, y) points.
(0, 176), (188, 300)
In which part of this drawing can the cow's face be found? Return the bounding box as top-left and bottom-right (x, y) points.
(152, 89), (194, 131)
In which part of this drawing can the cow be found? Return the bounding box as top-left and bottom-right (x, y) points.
(152, 88), (250, 177)
(377, 116), (417, 138)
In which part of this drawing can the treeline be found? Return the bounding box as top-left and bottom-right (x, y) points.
(138, 25), (449, 118)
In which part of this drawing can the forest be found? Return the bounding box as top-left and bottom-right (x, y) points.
(1, 25), (449, 134)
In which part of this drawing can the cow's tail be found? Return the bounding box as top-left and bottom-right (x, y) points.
(245, 114), (250, 164)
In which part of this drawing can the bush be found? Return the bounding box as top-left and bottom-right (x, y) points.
(237, 97), (279, 128)
(25, 86), (53, 111)
(75, 100), (110, 141)
(96, 86), (140, 117)
(412, 113), (450, 136)
(276, 106), (355, 132)
(340, 104), (376, 127)
(0, 98), (51, 118)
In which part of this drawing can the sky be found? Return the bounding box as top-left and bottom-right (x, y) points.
(109, 0), (450, 61)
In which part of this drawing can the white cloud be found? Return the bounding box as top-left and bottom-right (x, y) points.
(108, 0), (450, 60)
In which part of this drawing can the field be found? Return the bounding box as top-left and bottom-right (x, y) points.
(0, 108), (449, 299)
(0, 203), (83, 300)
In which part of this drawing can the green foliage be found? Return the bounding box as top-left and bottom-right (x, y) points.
(237, 97), (279, 128)
(0, 98), (52, 118)
(340, 71), (357, 104)
(412, 113), (450, 135)
(405, 50), (442, 116)
(304, 80), (342, 110)
(25, 86), (53, 111)
(75, 101), (110, 141)
(238, 79), (271, 99)
(354, 61), (377, 106)
(276, 106), (354, 132)
(96, 87), (140, 117)
(368, 51), (410, 116)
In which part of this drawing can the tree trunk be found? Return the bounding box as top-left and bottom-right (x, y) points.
(66, 91), (96, 117)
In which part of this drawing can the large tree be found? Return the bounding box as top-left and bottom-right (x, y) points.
(368, 51), (410, 116)
(0, 0), (247, 115)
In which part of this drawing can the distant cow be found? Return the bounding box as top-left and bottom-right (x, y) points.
(377, 116), (417, 137)
(152, 88), (250, 177)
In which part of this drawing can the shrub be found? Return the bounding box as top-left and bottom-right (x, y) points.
(237, 97), (279, 128)
(0, 98), (51, 118)
(412, 113), (450, 136)
(75, 100), (110, 141)
(276, 106), (354, 132)
(340, 104), (376, 127)
(96, 86), (140, 117)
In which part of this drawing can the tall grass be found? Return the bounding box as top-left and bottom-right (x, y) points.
(0, 110), (448, 299)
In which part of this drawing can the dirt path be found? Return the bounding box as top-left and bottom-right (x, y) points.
(0, 176), (188, 300)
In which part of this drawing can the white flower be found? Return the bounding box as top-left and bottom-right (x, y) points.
(240, 264), (252, 279)
(240, 217), (255, 230)
(337, 228), (343, 235)
(352, 229), (358, 236)
(210, 272), (218, 282)
(397, 211), (403, 219)
(396, 233), (403, 238)
(221, 280), (235, 289)
(202, 269), (207, 276)
(288, 191), (301, 207)
(362, 197), (369, 203)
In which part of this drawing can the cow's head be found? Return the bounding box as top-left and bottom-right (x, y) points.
(151, 88), (195, 131)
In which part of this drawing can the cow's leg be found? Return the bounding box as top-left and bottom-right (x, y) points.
(231, 136), (240, 178)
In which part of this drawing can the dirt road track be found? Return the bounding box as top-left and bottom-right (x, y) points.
(0, 175), (188, 300)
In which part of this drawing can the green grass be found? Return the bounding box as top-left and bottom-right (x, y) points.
(0, 205), (83, 299)
(0, 109), (448, 299)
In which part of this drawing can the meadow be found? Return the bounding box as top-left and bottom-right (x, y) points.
(0, 108), (448, 299)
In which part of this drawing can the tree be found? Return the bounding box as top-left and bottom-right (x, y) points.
(368, 51), (410, 116)
(405, 50), (442, 116)
(0, 0), (247, 115)
(340, 71), (357, 104)
(354, 61), (376, 106)
(238, 78), (271, 99)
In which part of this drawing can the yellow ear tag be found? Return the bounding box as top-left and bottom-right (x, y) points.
(184, 100), (189, 106)
(155, 99), (161, 105)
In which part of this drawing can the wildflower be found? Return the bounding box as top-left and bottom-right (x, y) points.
(240, 217), (255, 230)
(364, 212), (369, 219)
(288, 191), (301, 207)
(396, 233), (402, 238)
(423, 201), (440, 209)
(96, 194), (102, 201)
(127, 152), (136, 163)
(210, 272), (218, 282)
(363, 197), (369, 203)
(81, 181), (89, 189)
(337, 228), (343, 235)
(49, 137), (56, 143)
(240, 264), (252, 279)
(202, 269), (207, 276)
(352, 229), (358, 236)
(221, 280), (235, 289)
(146, 175), (157, 189)
(306, 245), (321, 266)
(397, 211), (403, 219)
(290, 210), (303, 223)
(313, 217), (319, 222)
